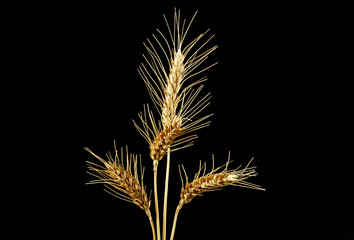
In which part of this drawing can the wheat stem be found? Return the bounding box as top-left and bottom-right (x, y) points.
(153, 161), (161, 240)
(162, 148), (171, 240)
(149, 211), (157, 240)
(170, 205), (181, 240)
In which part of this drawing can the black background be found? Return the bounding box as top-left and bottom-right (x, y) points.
(10, 1), (352, 239)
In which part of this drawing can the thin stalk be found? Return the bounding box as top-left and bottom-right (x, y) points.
(149, 215), (157, 240)
(153, 161), (161, 240)
(162, 148), (171, 240)
(170, 205), (181, 240)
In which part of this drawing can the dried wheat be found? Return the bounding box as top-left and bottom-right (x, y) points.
(134, 9), (217, 164)
(86, 9), (265, 240)
(85, 143), (156, 240)
(179, 157), (264, 206)
(170, 155), (265, 240)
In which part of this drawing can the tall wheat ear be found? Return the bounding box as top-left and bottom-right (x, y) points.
(85, 142), (156, 240)
(170, 154), (265, 240)
(134, 9), (217, 166)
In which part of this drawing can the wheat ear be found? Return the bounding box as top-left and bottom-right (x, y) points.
(134, 8), (217, 165)
(85, 143), (156, 240)
(170, 154), (265, 240)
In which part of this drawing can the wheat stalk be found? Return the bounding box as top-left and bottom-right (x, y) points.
(170, 155), (265, 240)
(85, 142), (156, 240)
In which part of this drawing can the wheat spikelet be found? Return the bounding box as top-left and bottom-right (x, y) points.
(85, 143), (152, 217)
(134, 9), (217, 163)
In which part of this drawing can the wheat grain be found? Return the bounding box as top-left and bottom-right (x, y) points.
(161, 49), (184, 130)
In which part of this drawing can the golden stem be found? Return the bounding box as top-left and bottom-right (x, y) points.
(149, 214), (157, 240)
(170, 205), (182, 240)
(153, 161), (161, 240)
(162, 148), (171, 240)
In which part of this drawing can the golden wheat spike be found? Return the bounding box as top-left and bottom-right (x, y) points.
(86, 145), (151, 212)
(85, 142), (157, 239)
(179, 156), (264, 206)
(135, 9), (217, 163)
(170, 155), (265, 239)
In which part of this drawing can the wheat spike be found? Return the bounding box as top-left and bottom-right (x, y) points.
(135, 9), (217, 163)
(86, 143), (157, 239)
(178, 155), (265, 207)
(85, 143), (152, 217)
(170, 155), (265, 239)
